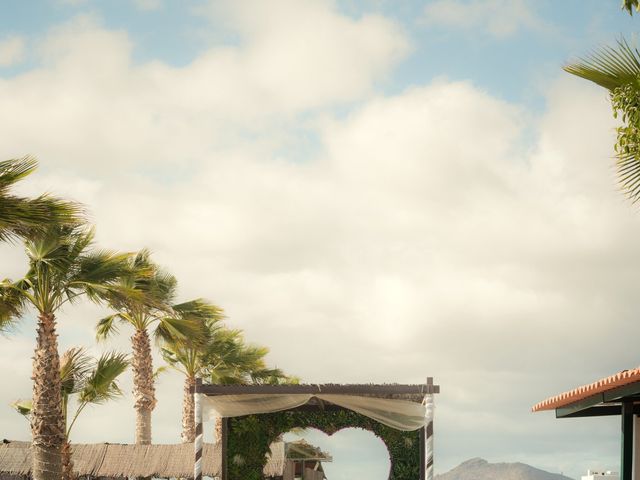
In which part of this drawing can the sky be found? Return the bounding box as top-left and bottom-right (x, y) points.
(1, 0), (640, 479)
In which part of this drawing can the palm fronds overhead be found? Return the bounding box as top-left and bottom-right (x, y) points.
(0, 156), (83, 242)
(565, 38), (640, 203)
(564, 38), (640, 91)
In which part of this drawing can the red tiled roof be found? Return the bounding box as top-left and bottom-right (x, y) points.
(532, 367), (640, 412)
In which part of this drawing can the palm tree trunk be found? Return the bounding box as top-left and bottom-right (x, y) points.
(61, 441), (74, 480)
(181, 376), (196, 443)
(132, 328), (156, 445)
(31, 312), (65, 480)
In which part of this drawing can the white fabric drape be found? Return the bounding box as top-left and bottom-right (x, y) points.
(201, 394), (427, 431)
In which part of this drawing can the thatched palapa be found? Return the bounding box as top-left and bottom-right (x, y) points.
(0, 439), (293, 478)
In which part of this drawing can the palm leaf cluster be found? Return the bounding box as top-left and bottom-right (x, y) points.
(163, 324), (292, 386)
(2, 226), (145, 317)
(14, 347), (129, 438)
(95, 249), (210, 344)
(565, 39), (640, 202)
(0, 156), (81, 242)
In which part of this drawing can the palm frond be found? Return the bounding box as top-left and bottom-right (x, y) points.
(60, 347), (93, 397)
(0, 156), (38, 191)
(11, 399), (33, 419)
(623, 0), (640, 15)
(173, 299), (225, 324)
(95, 314), (123, 340)
(0, 279), (29, 333)
(154, 315), (207, 345)
(564, 38), (640, 91)
(0, 157), (83, 242)
(78, 351), (129, 405)
(153, 365), (169, 381)
(127, 249), (177, 310)
(73, 250), (135, 292)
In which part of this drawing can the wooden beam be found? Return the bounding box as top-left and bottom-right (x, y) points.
(420, 425), (426, 480)
(557, 404), (619, 418)
(621, 401), (634, 480)
(554, 393), (606, 418)
(196, 383), (440, 395)
(221, 417), (228, 480)
(557, 404), (640, 418)
(604, 381), (640, 402)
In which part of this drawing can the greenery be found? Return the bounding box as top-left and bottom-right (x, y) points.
(227, 409), (420, 480)
(565, 38), (640, 202)
(12, 347), (129, 438)
(623, 0), (640, 15)
(564, 4), (640, 203)
(0, 156), (82, 244)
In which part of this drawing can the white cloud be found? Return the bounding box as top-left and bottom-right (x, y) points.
(0, 36), (25, 67)
(422, 0), (547, 37)
(0, 9), (407, 170)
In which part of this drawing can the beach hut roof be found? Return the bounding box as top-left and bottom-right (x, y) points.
(0, 439), (289, 478)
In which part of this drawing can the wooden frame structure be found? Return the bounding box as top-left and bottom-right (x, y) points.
(193, 379), (440, 480)
(533, 372), (640, 480)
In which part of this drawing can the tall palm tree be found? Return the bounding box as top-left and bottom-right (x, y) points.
(13, 347), (129, 480)
(0, 156), (82, 243)
(163, 325), (293, 443)
(96, 249), (207, 445)
(0, 225), (142, 480)
(564, 39), (640, 202)
(159, 302), (224, 443)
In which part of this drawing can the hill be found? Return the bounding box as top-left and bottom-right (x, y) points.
(436, 457), (574, 480)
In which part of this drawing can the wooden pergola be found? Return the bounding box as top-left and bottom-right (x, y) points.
(193, 379), (440, 480)
(533, 368), (640, 480)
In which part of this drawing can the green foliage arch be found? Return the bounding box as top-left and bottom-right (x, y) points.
(228, 408), (420, 480)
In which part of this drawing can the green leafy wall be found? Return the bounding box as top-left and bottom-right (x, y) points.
(228, 409), (421, 480)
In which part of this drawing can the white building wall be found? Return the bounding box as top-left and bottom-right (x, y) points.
(582, 470), (620, 480)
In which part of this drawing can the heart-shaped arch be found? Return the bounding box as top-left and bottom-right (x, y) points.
(227, 408), (421, 480)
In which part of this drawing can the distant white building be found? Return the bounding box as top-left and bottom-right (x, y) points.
(582, 470), (619, 480)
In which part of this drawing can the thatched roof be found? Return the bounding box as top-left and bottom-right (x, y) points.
(285, 440), (331, 462)
(0, 440), (288, 478)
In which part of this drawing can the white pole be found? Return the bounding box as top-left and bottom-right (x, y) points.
(425, 393), (435, 480)
(194, 382), (203, 480)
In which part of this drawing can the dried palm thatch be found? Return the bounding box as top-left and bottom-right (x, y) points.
(0, 440), (288, 478)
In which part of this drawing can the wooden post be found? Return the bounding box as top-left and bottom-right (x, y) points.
(425, 377), (435, 480)
(419, 425), (426, 480)
(194, 378), (203, 480)
(634, 414), (640, 480)
(221, 417), (229, 480)
(622, 400), (634, 480)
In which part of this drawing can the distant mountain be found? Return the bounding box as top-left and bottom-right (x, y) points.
(435, 457), (574, 480)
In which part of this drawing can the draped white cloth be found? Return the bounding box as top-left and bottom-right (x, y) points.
(201, 394), (427, 431)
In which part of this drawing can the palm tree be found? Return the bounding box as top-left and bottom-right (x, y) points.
(0, 156), (82, 243)
(203, 328), (290, 386)
(163, 325), (293, 443)
(0, 225), (142, 480)
(13, 347), (129, 480)
(96, 249), (207, 445)
(564, 39), (640, 202)
(159, 302), (224, 442)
